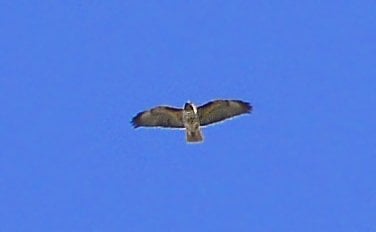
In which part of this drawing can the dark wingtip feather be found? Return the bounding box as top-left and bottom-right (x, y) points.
(244, 101), (253, 113)
(131, 112), (143, 128)
(130, 118), (138, 128)
(131, 119), (139, 128)
(231, 99), (252, 114)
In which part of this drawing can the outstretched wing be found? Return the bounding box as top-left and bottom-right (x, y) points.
(197, 100), (252, 126)
(131, 106), (184, 129)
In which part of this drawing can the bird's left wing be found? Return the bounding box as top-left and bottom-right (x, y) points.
(131, 106), (184, 129)
(197, 100), (252, 126)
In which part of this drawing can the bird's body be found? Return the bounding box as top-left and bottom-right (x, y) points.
(182, 103), (203, 142)
(131, 99), (252, 143)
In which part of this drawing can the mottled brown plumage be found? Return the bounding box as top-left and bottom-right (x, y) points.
(131, 99), (252, 143)
(131, 106), (184, 128)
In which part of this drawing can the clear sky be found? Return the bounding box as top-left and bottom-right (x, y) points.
(1, 1), (375, 231)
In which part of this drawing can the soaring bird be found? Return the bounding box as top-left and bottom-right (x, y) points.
(131, 99), (252, 143)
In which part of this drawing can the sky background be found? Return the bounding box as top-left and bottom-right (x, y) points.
(1, 1), (375, 231)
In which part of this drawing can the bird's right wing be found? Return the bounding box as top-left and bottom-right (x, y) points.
(131, 106), (185, 129)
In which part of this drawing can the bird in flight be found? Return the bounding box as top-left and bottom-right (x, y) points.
(131, 99), (252, 143)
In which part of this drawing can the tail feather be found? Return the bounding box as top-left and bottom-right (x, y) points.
(186, 129), (203, 143)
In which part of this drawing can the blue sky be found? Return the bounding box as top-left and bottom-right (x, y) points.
(1, 1), (375, 231)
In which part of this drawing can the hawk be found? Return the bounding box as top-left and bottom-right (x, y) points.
(131, 99), (252, 143)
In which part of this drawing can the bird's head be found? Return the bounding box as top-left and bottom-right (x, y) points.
(184, 101), (197, 114)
